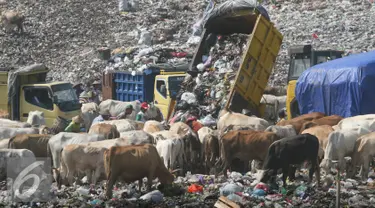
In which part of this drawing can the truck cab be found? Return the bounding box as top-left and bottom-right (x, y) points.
(286, 45), (344, 119)
(154, 72), (186, 120)
(0, 65), (81, 127)
(20, 82), (81, 126)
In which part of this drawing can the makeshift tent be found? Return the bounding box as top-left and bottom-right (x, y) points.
(296, 50), (375, 118)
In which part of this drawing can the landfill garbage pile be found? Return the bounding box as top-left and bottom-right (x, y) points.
(3, 169), (375, 207)
(0, 0), (207, 84)
(265, 0), (375, 87)
(2, 0), (375, 87)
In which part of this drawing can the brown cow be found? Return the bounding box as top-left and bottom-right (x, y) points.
(299, 115), (343, 134)
(8, 134), (52, 157)
(103, 144), (175, 199)
(301, 125), (334, 160)
(276, 112), (325, 133)
(218, 130), (280, 178)
(203, 133), (220, 174)
(89, 123), (120, 139)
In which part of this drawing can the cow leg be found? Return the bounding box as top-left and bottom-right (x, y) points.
(67, 170), (74, 186)
(92, 169), (101, 185)
(282, 167), (289, 187)
(147, 173), (154, 191)
(86, 170), (92, 184)
(362, 156), (370, 181)
(314, 158), (321, 186)
(308, 159), (318, 184)
(106, 174), (117, 199)
(288, 166), (297, 181)
(138, 179), (143, 192)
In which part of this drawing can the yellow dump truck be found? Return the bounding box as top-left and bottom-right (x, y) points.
(286, 45), (343, 119)
(189, 0), (283, 116)
(0, 64), (82, 127)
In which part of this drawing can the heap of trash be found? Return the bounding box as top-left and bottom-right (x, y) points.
(3, 168), (375, 207)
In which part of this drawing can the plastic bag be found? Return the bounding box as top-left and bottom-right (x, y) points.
(219, 183), (243, 196)
(200, 114), (217, 126)
(138, 31), (152, 46)
(181, 92), (197, 104)
(187, 184), (203, 193)
(140, 190), (163, 203)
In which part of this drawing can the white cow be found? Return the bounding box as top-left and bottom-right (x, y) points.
(337, 114), (375, 130)
(264, 125), (296, 139)
(0, 127), (38, 139)
(217, 109), (270, 137)
(320, 127), (371, 174)
(143, 120), (165, 134)
(0, 139), (9, 149)
(156, 138), (185, 171)
(0, 118), (31, 128)
(26, 111), (46, 126)
(81, 103), (99, 132)
(118, 130), (155, 145)
(47, 132), (105, 169)
(197, 127), (216, 158)
(347, 132), (375, 180)
(57, 144), (107, 187)
(99, 99), (141, 120)
(101, 119), (139, 133)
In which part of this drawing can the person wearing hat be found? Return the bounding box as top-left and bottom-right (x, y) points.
(115, 104), (134, 120)
(92, 80), (102, 105)
(136, 102), (148, 122)
(64, 115), (83, 133)
(92, 109), (111, 126)
(73, 83), (84, 98)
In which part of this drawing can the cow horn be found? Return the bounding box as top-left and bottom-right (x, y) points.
(170, 168), (182, 174)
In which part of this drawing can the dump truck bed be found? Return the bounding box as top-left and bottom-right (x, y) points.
(190, 0), (283, 115)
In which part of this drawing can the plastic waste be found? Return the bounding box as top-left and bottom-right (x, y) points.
(76, 187), (90, 197)
(348, 195), (364, 206)
(187, 184), (203, 193)
(89, 199), (102, 205)
(252, 189), (266, 197)
(136, 47), (153, 57)
(138, 31), (152, 46)
(181, 92), (197, 104)
(197, 63), (205, 72)
(254, 182), (269, 192)
(295, 185), (307, 197)
(140, 190), (163, 203)
(220, 183), (243, 196)
(200, 114), (217, 126)
(274, 203), (283, 208)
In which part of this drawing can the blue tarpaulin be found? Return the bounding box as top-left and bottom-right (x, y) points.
(296, 50), (375, 118)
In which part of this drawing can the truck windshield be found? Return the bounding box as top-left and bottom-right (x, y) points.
(168, 76), (185, 99)
(51, 83), (81, 112)
(289, 57), (311, 80)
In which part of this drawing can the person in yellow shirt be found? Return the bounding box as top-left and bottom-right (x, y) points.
(64, 115), (83, 133)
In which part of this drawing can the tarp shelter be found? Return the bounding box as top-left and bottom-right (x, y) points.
(296, 50), (375, 118)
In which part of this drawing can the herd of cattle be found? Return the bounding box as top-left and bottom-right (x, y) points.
(2, 99), (375, 199)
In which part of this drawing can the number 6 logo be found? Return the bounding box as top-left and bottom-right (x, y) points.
(12, 161), (44, 200)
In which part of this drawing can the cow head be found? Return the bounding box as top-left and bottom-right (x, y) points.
(158, 168), (179, 185)
(258, 169), (276, 184)
(319, 158), (332, 173)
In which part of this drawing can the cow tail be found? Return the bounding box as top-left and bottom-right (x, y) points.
(8, 136), (16, 149)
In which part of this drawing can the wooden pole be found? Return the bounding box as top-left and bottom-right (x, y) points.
(336, 168), (340, 208)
